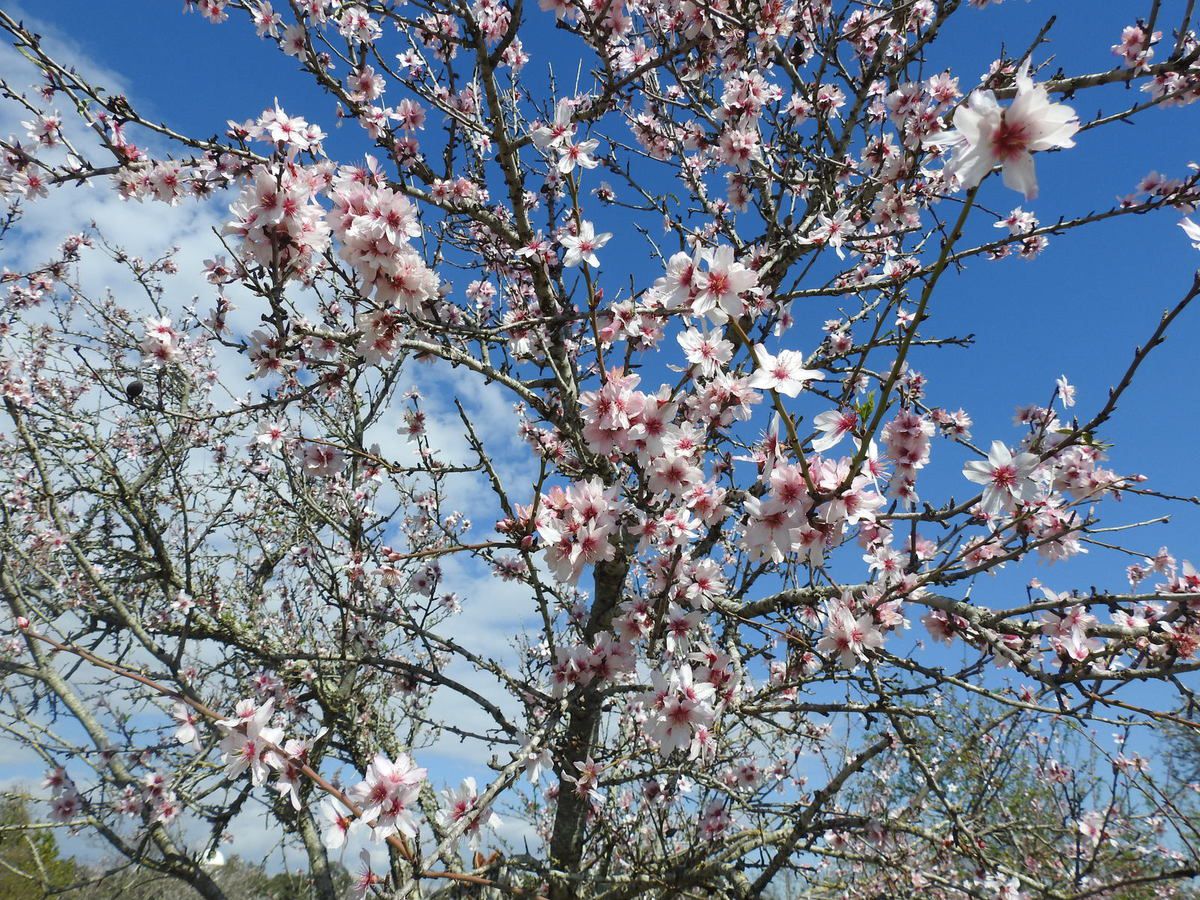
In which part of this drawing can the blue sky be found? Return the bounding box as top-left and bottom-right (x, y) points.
(4, 0), (1200, 871)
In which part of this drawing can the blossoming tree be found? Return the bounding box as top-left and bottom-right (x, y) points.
(2, 0), (1200, 897)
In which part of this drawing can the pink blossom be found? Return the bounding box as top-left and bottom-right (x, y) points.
(962, 440), (1040, 517)
(747, 345), (825, 397)
(560, 220), (612, 268)
(812, 409), (859, 453)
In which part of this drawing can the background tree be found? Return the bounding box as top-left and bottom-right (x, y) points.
(812, 698), (1200, 898)
(58, 854), (353, 900)
(1166, 723), (1200, 785)
(0, 795), (77, 899)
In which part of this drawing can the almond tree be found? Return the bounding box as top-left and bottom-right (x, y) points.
(2, 1), (1200, 897)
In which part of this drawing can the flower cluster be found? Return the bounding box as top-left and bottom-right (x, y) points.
(437, 776), (502, 848)
(817, 597), (886, 670)
(44, 766), (81, 822)
(882, 410), (934, 502)
(534, 478), (623, 583)
(648, 245), (761, 324)
(224, 163), (331, 281)
(345, 752), (428, 842)
(140, 316), (183, 368)
(327, 161), (439, 311)
(639, 663), (717, 757)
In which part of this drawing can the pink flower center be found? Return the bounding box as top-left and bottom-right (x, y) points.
(990, 116), (1031, 161)
(991, 464), (1017, 489)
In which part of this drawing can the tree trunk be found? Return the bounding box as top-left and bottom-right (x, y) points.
(547, 553), (627, 899)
